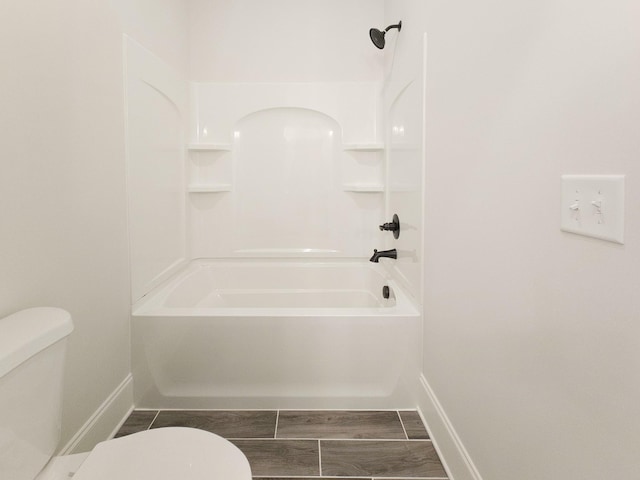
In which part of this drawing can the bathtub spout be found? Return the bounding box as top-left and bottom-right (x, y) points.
(369, 248), (397, 263)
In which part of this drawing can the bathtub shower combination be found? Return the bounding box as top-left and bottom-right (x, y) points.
(126, 38), (422, 410)
(133, 260), (420, 409)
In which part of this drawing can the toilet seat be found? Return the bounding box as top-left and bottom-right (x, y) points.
(72, 427), (251, 480)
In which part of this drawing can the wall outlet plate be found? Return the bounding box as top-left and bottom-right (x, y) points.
(561, 175), (625, 244)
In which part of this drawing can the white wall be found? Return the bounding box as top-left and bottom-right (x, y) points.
(188, 0), (384, 82)
(0, 0), (130, 447)
(112, 0), (190, 74)
(112, 1), (190, 303)
(385, 0), (640, 478)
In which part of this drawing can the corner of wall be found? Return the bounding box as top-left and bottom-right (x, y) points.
(59, 375), (134, 454)
(414, 374), (483, 480)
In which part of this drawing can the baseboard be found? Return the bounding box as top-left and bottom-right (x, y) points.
(415, 374), (483, 480)
(59, 374), (134, 455)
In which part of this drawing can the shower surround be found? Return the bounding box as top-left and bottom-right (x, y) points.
(125, 37), (422, 409)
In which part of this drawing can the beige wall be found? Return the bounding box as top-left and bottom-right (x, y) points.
(188, 0), (384, 82)
(384, 0), (640, 477)
(0, 0), (191, 450)
(0, 0), (130, 446)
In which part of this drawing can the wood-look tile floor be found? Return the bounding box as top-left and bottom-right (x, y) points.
(115, 410), (448, 479)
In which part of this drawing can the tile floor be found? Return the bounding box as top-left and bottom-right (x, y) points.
(116, 410), (448, 479)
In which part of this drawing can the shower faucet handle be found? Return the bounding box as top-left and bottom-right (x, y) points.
(378, 214), (400, 239)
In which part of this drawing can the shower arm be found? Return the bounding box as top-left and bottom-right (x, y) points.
(385, 22), (402, 33)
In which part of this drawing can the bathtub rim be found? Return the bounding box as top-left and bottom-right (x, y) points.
(132, 258), (419, 317)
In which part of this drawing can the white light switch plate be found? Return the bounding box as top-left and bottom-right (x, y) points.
(561, 175), (625, 244)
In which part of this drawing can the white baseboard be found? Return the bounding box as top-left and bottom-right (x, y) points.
(415, 374), (483, 480)
(59, 374), (134, 455)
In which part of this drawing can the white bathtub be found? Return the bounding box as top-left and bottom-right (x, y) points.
(132, 259), (420, 409)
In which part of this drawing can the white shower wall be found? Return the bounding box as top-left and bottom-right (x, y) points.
(184, 0), (388, 261)
(124, 38), (189, 302)
(188, 83), (386, 259)
(383, 58), (426, 302)
(123, 0), (394, 300)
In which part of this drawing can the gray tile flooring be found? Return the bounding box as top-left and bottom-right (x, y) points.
(115, 410), (448, 479)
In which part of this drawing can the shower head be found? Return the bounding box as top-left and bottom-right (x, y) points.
(369, 21), (402, 49)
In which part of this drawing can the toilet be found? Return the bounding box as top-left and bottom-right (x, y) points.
(0, 308), (252, 480)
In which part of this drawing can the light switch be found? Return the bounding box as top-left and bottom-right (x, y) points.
(561, 175), (624, 244)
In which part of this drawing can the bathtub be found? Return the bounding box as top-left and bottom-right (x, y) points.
(132, 259), (420, 409)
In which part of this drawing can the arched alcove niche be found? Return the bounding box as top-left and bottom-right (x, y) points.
(188, 107), (384, 258)
(233, 108), (341, 254)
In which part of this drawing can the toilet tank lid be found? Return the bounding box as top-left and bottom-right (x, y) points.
(0, 307), (73, 378)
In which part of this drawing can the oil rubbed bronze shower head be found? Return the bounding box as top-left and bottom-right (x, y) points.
(369, 21), (402, 49)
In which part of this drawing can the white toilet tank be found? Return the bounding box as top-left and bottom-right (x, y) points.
(0, 308), (74, 480)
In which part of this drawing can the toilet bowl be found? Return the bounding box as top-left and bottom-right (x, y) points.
(37, 427), (251, 480)
(0, 308), (252, 480)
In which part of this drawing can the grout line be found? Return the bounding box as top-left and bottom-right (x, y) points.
(234, 437), (431, 442)
(250, 477), (447, 479)
(147, 410), (161, 430)
(134, 408), (421, 412)
(226, 437), (309, 441)
(374, 478), (449, 480)
(134, 408), (280, 412)
(250, 477), (328, 479)
(212, 437), (432, 442)
(396, 410), (409, 440)
(227, 438), (431, 443)
(134, 408), (412, 412)
(275, 409), (280, 439)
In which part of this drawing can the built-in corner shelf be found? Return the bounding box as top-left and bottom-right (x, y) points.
(188, 184), (232, 193)
(343, 143), (384, 151)
(187, 143), (232, 151)
(342, 183), (384, 193)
